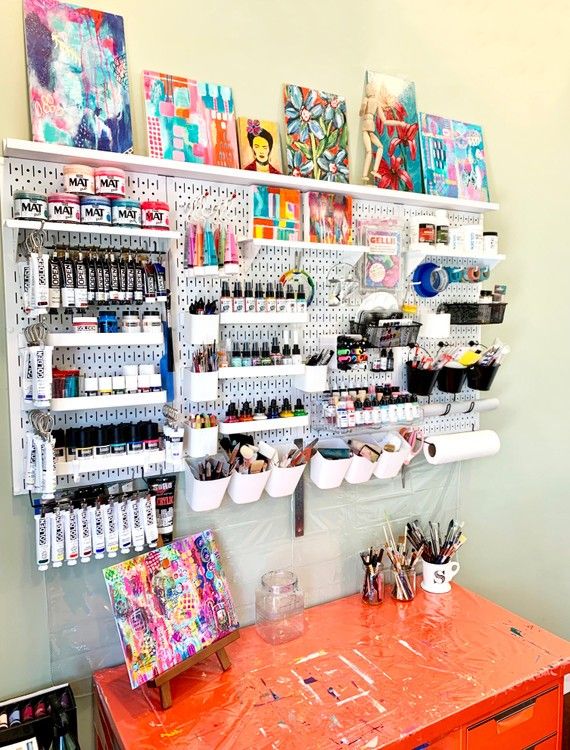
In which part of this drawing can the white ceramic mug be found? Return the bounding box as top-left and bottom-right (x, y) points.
(421, 561), (460, 594)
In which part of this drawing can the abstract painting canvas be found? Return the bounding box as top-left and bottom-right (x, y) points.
(103, 530), (238, 689)
(143, 71), (239, 167)
(23, 0), (132, 153)
(419, 113), (490, 201)
(237, 118), (282, 173)
(283, 84), (349, 183)
(363, 71), (421, 193)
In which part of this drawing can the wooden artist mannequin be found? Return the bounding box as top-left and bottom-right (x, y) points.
(360, 82), (406, 182)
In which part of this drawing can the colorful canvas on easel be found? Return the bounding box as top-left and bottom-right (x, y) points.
(237, 118), (282, 173)
(143, 71), (239, 167)
(419, 113), (490, 201)
(23, 0), (132, 153)
(103, 530), (238, 689)
(364, 71), (421, 193)
(283, 84), (349, 183)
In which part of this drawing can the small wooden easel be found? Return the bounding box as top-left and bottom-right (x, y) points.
(149, 630), (240, 709)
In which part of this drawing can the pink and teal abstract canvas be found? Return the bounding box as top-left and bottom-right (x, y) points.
(419, 113), (490, 201)
(103, 530), (239, 689)
(23, 0), (133, 153)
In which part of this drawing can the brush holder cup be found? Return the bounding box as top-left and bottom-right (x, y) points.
(467, 364), (500, 391)
(406, 362), (438, 397)
(436, 366), (468, 394)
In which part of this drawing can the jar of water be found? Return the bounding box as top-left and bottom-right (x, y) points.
(255, 570), (304, 645)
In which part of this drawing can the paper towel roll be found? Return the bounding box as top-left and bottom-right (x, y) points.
(420, 312), (451, 339)
(424, 430), (500, 464)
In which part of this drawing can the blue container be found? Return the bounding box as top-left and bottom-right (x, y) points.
(81, 196), (112, 225)
(112, 199), (141, 227)
(98, 311), (119, 333)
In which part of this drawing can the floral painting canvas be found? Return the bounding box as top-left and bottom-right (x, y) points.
(419, 113), (490, 201)
(144, 71), (239, 167)
(363, 72), (421, 193)
(103, 530), (239, 689)
(23, 0), (132, 153)
(237, 118), (282, 173)
(283, 84), (349, 182)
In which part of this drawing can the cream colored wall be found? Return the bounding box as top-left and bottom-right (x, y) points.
(1, 0), (569, 745)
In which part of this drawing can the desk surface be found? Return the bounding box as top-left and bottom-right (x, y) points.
(94, 586), (570, 749)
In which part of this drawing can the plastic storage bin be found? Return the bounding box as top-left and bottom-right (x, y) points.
(309, 439), (352, 489)
(437, 366), (468, 394)
(406, 361), (438, 397)
(188, 425), (219, 458)
(185, 370), (219, 402)
(265, 451), (306, 498)
(344, 453), (378, 484)
(293, 365), (329, 393)
(467, 364), (500, 391)
(185, 466), (229, 512)
(227, 470), (269, 504)
(185, 313), (220, 346)
(374, 439), (411, 479)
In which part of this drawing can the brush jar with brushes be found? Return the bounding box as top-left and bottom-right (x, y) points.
(255, 570), (304, 645)
(360, 548), (384, 605)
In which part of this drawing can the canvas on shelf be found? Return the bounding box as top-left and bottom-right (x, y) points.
(363, 71), (421, 193)
(283, 84), (349, 183)
(103, 530), (239, 689)
(237, 118), (282, 173)
(143, 71), (239, 167)
(419, 113), (490, 201)
(23, 0), (133, 153)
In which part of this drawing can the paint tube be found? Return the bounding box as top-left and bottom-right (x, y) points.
(108, 254), (120, 303)
(118, 257), (127, 303)
(48, 255), (62, 309)
(74, 252), (88, 308)
(24, 433), (37, 490)
(89, 503), (106, 560)
(117, 497), (131, 554)
(62, 505), (79, 566)
(95, 257), (106, 303)
(40, 434), (56, 497)
(141, 494), (158, 548)
(50, 507), (65, 568)
(76, 504), (92, 563)
(163, 424), (185, 463)
(147, 475), (176, 544)
(144, 262), (157, 302)
(33, 434), (44, 492)
(60, 254), (75, 308)
(123, 257), (134, 304)
(153, 262), (167, 301)
(134, 258), (145, 303)
(87, 255), (97, 304)
(21, 348), (33, 403)
(31, 345), (53, 406)
(29, 252), (49, 311)
(102, 501), (119, 558)
(128, 494), (145, 552)
(18, 260), (31, 314)
(35, 509), (51, 572)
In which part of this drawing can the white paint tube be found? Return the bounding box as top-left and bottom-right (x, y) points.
(89, 503), (106, 560)
(24, 433), (37, 490)
(35, 510), (51, 572)
(76, 504), (92, 563)
(33, 434), (44, 492)
(62, 506), (79, 566)
(128, 494), (145, 552)
(102, 501), (119, 558)
(18, 259), (31, 314)
(22, 348), (33, 403)
(50, 507), (65, 568)
(41, 435), (56, 497)
(117, 498), (131, 554)
(141, 494), (158, 548)
(31, 345), (53, 406)
(30, 252), (49, 310)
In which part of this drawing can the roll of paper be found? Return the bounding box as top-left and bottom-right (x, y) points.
(420, 312), (451, 339)
(424, 430), (500, 464)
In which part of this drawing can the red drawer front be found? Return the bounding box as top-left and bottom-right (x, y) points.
(467, 687), (559, 750)
(430, 730), (461, 749)
(525, 734), (558, 750)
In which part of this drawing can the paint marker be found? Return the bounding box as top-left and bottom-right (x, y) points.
(76, 503), (92, 563)
(102, 501), (119, 558)
(128, 494), (145, 552)
(35, 508), (51, 571)
(89, 503), (106, 560)
(141, 494), (158, 548)
(117, 497), (131, 554)
(22, 347), (33, 403)
(62, 505), (79, 566)
(50, 507), (65, 568)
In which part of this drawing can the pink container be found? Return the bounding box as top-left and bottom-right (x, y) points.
(48, 193), (81, 223)
(95, 167), (126, 198)
(141, 200), (170, 230)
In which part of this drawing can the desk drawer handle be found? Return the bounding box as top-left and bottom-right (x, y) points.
(495, 698), (536, 733)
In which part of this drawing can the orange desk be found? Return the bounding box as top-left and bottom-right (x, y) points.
(93, 586), (570, 749)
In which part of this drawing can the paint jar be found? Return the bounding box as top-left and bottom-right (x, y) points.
(63, 164), (95, 195)
(141, 200), (170, 230)
(13, 191), (48, 221)
(411, 215), (436, 245)
(112, 199), (141, 227)
(48, 193), (81, 223)
(80, 196), (112, 225)
(141, 310), (161, 332)
(121, 310), (141, 332)
(98, 311), (119, 333)
(95, 167), (126, 198)
(83, 376), (98, 397)
(483, 231), (499, 255)
(72, 315), (97, 333)
(255, 570), (304, 645)
(391, 566), (417, 601)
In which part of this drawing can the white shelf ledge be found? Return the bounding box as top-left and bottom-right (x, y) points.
(46, 331), (163, 346)
(4, 139), (499, 214)
(55, 450), (166, 476)
(219, 311), (308, 325)
(406, 248), (506, 274)
(241, 238), (367, 269)
(219, 414), (309, 435)
(4, 218), (178, 240)
(219, 365), (305, 379)
(50, 391), (167, 412)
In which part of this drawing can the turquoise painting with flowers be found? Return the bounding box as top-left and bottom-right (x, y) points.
(283, 84), (349, 183)
(364, 71), (422, 193)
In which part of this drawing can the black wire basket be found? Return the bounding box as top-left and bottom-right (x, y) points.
(437, 303), (507, 325)
(349, 312), (421, 348)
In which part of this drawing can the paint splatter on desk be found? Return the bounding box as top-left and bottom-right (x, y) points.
(94, 586), (570, 749)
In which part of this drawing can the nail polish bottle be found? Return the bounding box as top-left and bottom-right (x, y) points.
(239, 401), (253, 421)
(285, 284), (296, 313)
(265, 282), (276, 313)
(294, 398), (306, 416)
(271, 337), (282, 366)
(253, 400), (267, 420)
(280, 398), (294, 417)
(232, 281), (244, 313)
(282, 330), (292, 365)
(255, 282), (265, 313)
(275, 284), (287, 313)
(296, 284), (307, 313)
(379, 348), (387, 371)
(244, 281), (255, 313)
(267, 399), (279, 418)
(225, 402), (238, 423)
(363, 396), (373, 425)
(251, 341), (261, 367)
(220, 281), (232, 313)
(261, 341), (272, 366)
(241, 342), (252, 367)
(292, 330), (302, 365)
(371, 396), (381, 425)
(231, 340), (242, 367)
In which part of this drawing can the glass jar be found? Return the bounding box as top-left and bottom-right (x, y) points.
(391, 566), (417, 602)
(255, 570), (304, 645)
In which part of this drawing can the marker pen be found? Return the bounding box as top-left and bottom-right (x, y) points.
(141, 494), (158, 548)
(76, 503), (92, 563)
(62, 505), (79, 566)
(102, 500), (119, 558)
(89, 503), (106, 560)
(35, 509), (51, 571)
(128, 494), (145, 552)
(117, 497), (131, 554)
(50, 507), (65, 568)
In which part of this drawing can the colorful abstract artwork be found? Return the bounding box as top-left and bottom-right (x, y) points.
(303, 192), (352, 244)
(23, 0), (132, 153)
(103, 530), (238, 689)
(237, 118), (282, 173)
(143, 71), (239, 167)
(419, 113), (490, 201)
(253, 186), (301, 241)
(364, 72), (421, 193)
(283, 84), (349, 183)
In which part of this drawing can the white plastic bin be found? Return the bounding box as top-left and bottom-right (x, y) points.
(374, 441), (411, 479)
(185, 467), (229, 512)
(309, 439), (351, 489)
(345, 453), (378, 484)
(188, 425), (219, 458)
(293, 365), (329, 393)
(227, 470), (269, 504)
(265, 463), (306, 498)
(185, 313), (220, 346)
(185, 370), (219, 402)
